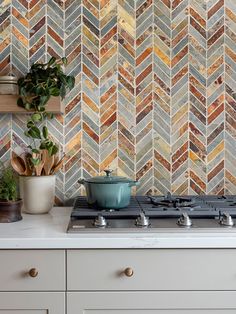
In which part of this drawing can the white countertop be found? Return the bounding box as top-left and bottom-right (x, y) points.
(1, 207), (236, 249)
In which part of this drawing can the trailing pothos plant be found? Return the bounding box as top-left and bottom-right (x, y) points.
(17, 57), (75, 168)
(25, 111), (59, 162)
(17, 56), (74, 112)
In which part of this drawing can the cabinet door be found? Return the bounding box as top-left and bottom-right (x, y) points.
(0, 292), (65, 314)
(68, 291), (236, 314)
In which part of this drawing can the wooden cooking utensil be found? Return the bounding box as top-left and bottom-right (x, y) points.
(35, 161), (45, 176)
(11, 152), (27, 175)
(43, 150), (55, 176)
(53, 155), (59, 167)
(51, 154), (66, 175)
(22, 153), (33, 176)
(32, 152), (45, 176)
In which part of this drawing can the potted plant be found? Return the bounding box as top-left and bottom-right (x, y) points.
(14, 57), (75, 214)
(0, 164), (22, 223)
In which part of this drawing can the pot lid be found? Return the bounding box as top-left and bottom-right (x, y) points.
(84, 170), (135, 184)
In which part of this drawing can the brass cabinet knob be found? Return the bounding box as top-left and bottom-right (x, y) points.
(124, 267), (134, 277)
(29, 268), (38, 278)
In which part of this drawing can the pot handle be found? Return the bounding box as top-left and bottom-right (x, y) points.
(78, 179), (85, 185)
(104, 169), (113, 177)
(129, 181), (139, 187)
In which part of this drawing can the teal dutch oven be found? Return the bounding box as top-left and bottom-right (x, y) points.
(78, 170), (139, 209)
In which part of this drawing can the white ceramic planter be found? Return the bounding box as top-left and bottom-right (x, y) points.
(19, 176), (55, 214)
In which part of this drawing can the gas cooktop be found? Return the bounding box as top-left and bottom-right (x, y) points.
(67, 194), (236, 233)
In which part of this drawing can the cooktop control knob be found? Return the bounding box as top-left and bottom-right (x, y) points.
(177, 213), (192, 227)
(94, 215), (107, 228)
(219, 213), (234, 227)
(136, 213), (150, 227)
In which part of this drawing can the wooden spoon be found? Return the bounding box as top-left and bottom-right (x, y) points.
(32, 152), (45, 176)
(53, 155), (59, 167)
(43, 150), (55, 176)
(11, 152), (27, 175)
(22, 153), (33, 176)
(35, 161), (45, 176)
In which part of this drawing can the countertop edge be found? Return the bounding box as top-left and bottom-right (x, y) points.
(1, 207), (236, 249)
(2, 235), (236, 249)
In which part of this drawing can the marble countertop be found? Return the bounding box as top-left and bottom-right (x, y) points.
(1, 207), (236, 249)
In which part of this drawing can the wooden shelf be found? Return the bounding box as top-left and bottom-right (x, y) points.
(0, 95), (63, 114)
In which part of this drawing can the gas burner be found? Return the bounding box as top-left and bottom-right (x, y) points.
(101, 209), (116, 212)
(148, 193), (196, 208)
(67, 195), (236, 233)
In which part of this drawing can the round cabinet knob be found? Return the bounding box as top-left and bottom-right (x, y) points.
(124, 267), (134, 277)
(29, 268), (38, 278)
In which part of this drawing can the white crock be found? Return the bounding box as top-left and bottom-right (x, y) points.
(19, 176), (55, 214)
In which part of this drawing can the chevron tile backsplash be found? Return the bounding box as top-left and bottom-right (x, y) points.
(0, 0), (236, 203)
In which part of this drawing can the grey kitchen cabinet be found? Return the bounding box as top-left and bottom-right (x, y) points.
(2, 249), (236, 313)
(0, 292), (65, 314)
(67, 249), (236, 291)
(0, 250), (65, 291)
(0, 250), (65, 314)
(67, 291), (236, 314)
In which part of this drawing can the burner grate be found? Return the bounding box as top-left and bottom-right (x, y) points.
(71, 195), (236, 219)
(147, 194), (196, 208)
(73, 196), (141, 212)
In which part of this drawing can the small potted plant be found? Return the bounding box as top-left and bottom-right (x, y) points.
(14, 57), (75, 214)
(0, 164), (22, 223)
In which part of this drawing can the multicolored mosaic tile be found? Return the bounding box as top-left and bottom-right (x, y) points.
(0, 0), (236, 203)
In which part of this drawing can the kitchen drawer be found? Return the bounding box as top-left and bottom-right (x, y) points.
(0, 250), (65, 291)
(67, 249), (236, 291)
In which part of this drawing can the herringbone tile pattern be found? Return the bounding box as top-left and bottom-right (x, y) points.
(0, 0), (236, 202)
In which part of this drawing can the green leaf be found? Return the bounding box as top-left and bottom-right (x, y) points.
(19, 86), (27, 97)
(30, 157), (40, 166)
(45, 141), (53, 149)
(17, 77), (24, 86)
(28, 126), (41, 139)
(39, 95), (50, 106)
(24, 131), (30, 138)
(49, 87), (60, 96)
(36, 86), (45, 95)
(27, 121), (34, 128)
(39, 142), (46, 149)
(47, 145), (53, 156)
(66, 76), (75, 90)
(17, 98), (24, 108)
(42, 126), (48, 139)
(31, 113), (41, 122)
(25, 103), (32, 111)
(51, 144), (59, 156)
(48, 57), (56, 67)
(61, 57), (67, 65)
(32, 148), (40, 154)
(38, 106), (45, 112)
(60, 85), (66, 99)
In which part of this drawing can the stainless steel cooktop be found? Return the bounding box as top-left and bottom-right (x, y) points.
(67, 194), (236, 233)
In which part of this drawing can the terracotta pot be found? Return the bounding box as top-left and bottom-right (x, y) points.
(0, 199), (22, 223)
(19, 175), (55, 214)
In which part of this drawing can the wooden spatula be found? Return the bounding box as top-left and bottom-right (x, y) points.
(43, 150), (55, 176)
(32, 152), (45, 176)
